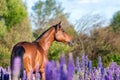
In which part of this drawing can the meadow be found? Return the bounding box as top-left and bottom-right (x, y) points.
(0, 53), (120, 80)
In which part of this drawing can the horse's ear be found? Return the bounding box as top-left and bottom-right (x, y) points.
(58, 21), (61, 25)
(55, 21), (62, 31)
(58, 21), (61, 28)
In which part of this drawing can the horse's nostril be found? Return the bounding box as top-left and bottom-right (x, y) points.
(68, 40), (74, 46)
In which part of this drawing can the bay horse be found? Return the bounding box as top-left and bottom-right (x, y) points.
(10, 22), (73, 80)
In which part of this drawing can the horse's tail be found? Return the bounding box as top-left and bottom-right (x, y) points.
(11, 46), (25, 80)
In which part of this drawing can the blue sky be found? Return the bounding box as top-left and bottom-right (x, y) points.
(25, 0), (120, 27)
(57, 0), (120, 23)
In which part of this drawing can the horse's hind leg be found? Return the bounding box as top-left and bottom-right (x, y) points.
(24, 57), (33, 80)
(40, 55), (48, 80)
(40, 68), (45, 80)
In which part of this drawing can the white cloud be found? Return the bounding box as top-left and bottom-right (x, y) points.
(78, 0), (98, 3)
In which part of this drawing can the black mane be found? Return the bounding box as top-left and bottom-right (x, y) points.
(35, 24), (57, 41)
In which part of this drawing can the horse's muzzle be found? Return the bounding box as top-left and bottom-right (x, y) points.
(68, 40), (74, 46)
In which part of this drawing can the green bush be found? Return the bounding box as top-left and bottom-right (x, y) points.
(48, 41), (71, 60)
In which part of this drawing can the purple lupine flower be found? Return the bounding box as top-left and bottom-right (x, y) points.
(104, 75), (109, 80)
(0, 68), (4, 80)
(6, 66), (11, 80)
(59, 53), (67, 80)
(67, 53), (75, 80)
(56, 62), (61, 80)
(4, 73), (9, 80)
(45, 62), (49, 80)
(107, 69), (113, 80)
(35, 64), (40, 80)
(51, 60), (56, 67)
(119, 72), (120, 80)
(88, 60), (92, 73)
(60, 53), (66, 67)
(45, 62), (52, 80)
(6, 66), (10, 72)
(85, 55), (89, 67)
(101, 66), (104, 75)
(100, 66), (105, 79)
(113, 73), (117, 80)
(90, 72), (95, 80)
(0, 67), (2, 80)
(98, 56), (102, 68)
(51, 61), (61, 80)
(84, 69), (89, 80)
(79, 75), (82, 80)
(60, 64), (67, 80)
(75, 57), (80, 73)
(52, 67), (60, 80)
(22, 70), (27, 80)
(109, 62), (118, 76)
(81, 53), (85, 69)
(52, 68), (57, 80)
(30, 70), (33, 80)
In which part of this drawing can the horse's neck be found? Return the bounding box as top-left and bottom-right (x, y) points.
(37, 28), (55, 53)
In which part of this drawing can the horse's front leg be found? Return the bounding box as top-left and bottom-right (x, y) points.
(40, 67), (45, 80)
(40, 54), (48, 80)
(26, 72), (31, 80)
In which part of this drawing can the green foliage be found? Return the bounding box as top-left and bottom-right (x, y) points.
(110, 53), (120, 65)
(111, 11), (120, 32)
(0, 0), (7, 16)
(4, 0), (27, 27)
(0, 43), (10, 67)
(92, 52), (116, 67)
(0, 0), (27, 28)
(0, 20), (7, 38)
(34, 0), (57, 17)
(0, 51), (10, 68)
(48, 42), (71, 60)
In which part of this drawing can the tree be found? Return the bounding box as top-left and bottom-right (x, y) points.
(75, 13), (105, 34)
(74, 13), (105, 54)
(4, 0), (27, 28)
(32, 0), (64, 29)
(111, 11), (120, 32)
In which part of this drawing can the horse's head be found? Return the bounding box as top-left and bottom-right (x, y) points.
(54, 22), (74, 46)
